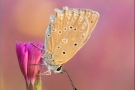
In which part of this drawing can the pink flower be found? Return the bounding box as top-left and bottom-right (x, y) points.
(16, 41), (44, 90)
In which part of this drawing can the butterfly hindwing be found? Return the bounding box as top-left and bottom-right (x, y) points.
(45, 7), (99, 65)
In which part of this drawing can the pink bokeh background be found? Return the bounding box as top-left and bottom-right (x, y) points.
(1, 0), (134, 90)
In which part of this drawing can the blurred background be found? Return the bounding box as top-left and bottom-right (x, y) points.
(1, 0), (134, 90)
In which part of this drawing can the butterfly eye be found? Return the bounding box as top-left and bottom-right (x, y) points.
(57, 66), (62, 71)
(58, 46), (60, 48)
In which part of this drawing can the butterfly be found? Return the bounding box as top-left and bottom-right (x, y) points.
(39, 6), (100, 75)
(31, 6), (99, 90)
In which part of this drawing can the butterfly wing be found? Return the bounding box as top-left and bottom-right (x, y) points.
(45, 7), (99, 65)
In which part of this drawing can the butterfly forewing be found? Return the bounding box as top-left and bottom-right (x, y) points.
(45, 7), (99, 65)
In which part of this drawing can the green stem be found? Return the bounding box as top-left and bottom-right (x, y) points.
(34, 71), (42, 90)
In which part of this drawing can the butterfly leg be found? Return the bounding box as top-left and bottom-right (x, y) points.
(37, 55), (52, 75)
(31, 63), (51, 75)
(31, 64), (46, 66)
(40, 71), (51, 75)
(37, 59), (52, 75)
(39, 66), (51, 75)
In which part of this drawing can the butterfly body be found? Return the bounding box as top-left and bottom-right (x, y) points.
(41, 6), (99, 75)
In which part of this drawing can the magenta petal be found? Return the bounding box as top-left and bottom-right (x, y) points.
(16, 41), (44, 85)
(16, 42), (28, 78)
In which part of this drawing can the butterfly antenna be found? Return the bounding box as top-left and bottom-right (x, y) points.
(31, 42), (45, 51)
(63, 68), (77, 90)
